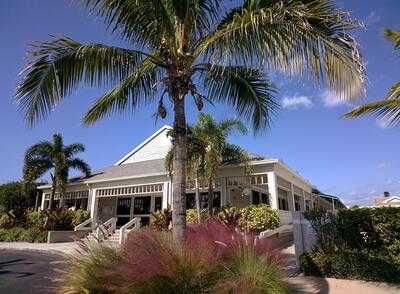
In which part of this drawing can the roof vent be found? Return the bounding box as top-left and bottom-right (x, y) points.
(384, 191), (390, 198)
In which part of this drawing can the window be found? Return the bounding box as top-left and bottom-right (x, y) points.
(155, 197), (162, 211)
(252, 191), (260, 204)
(200, 192), (221, 208)
(278, 188), (289, 211)
(294, 195), (301, 211)
(261, 193), (269, 205)
(186, 193), (196, 209)
(134, 196), (151, 214)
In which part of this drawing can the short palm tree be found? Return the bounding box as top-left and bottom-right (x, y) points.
(166, 114), (251, 220)
(15, 0), (365, 241)
(345, 29), (400, 126)
(23, 134), (91, 210)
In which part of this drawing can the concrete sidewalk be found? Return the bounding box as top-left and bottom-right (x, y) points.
(288, 276), (400, 294)
(0, 241), (79, 256)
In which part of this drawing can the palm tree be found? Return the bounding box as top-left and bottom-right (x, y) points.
(345, 29), (400, 126)
(15, 0), (365, 241)
(193, 114), (251, 216)
(23, 134), (91, 210)
(166, 114), (251, 220)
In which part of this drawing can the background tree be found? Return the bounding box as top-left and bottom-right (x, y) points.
(0, 181), (37, 220)
(345, 29), (400, 126)
(23, 134), (91, 210)
(15, 0), (365, 241)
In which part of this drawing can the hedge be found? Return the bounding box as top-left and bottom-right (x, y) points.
(0, 227), (47, 243)
(300, 251), (400, 284)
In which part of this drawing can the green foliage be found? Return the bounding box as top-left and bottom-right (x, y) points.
(151, 209), (172, 231)
(0, 181), (36, 219)
(305, 207), (400, 253)
(71, 209), (90, 227)
(0, 227), (47, 243)
(239, 205), (280, 233)
(215, 205), (242, 227)
(300, 251), (400, 284)
(0, 212), (15, 229)
(303, 207), (400, 283)
(186, 208), (208, 224)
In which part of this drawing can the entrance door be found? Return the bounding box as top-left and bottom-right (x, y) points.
(116, 197), (132, 227)
(133, 196), (151, 227)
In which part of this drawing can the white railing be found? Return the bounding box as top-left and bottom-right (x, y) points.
(278, 210), (293, 225)
(74, 218), (93, 231)
(96, 217), (117, 240)
(259, 224), (293, 239)
(119, 217), (141, 244)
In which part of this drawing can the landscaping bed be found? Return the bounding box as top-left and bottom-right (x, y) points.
(0, 208), (90, 243)
(300, 207), (400, 283)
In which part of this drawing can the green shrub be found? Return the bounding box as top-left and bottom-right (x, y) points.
(239, 204), (279, 233)
(71, 209), (90, 227)
(0, 227), (47, 243)
(215, 206), (241, 227)
(151, 209), (172, 231)
(186, 208), (208, 224)
(300, 251), (400, 284)
(27, 210), (45, 228)
(0, 212), (15, 229)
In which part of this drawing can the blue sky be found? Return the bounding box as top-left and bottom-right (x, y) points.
(1, 0), (400, 206)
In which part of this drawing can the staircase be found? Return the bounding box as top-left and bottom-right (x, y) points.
(77, 217), (141, 245)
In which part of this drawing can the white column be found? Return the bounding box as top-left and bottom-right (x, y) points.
(220, 178), (227, 206)
(40, 193), (46, 210)
(290, 183), (296, 211)
(267, 172), (278, 210)
(90, 189), (99, 226)
(162, 181), (169, 209)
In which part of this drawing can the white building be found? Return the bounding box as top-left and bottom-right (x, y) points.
(37, 125), (340, 228)
(373, 192), (400, 207)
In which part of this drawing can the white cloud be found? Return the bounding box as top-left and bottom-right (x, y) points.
(282, 95), (313, 109)
(321, 90), (347, 107)
(378, 162), (391, 169)
(365, 11), (381, 27)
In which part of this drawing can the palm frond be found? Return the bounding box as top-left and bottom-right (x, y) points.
(202, 65), (278, 131)
(384, 29), (400, 50)
(24, 141), (53, 160)
(79, 0), (175, 48)
(344, 98), (400, 127)
(68, 158), (92, 177)
(82, 58), (162, 125)
(64, 143), (85, 157)
(218, 118), (248, 136)
(196, 0), (366, 100)
(15, 36), (145, 125)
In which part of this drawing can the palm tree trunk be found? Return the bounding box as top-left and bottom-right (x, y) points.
(49, 176), (56, 211)
(207, 180), (214, 217)
(172, 97), (187, 242)
(195, 177), (201, 223)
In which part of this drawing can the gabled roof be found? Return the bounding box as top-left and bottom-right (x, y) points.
(115, 125), (172, 165)
(38, 158), (167, 189)
(375, 195), (400, 205)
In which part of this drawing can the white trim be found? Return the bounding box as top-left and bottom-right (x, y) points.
(115, 125), (172, 166)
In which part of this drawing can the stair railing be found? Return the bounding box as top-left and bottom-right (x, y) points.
(96, 217), (117, 241)
(74, 218), (92, 231)
(119, 217), (141, 244)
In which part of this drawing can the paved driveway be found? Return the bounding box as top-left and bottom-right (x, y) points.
(0, 249), (64, 294)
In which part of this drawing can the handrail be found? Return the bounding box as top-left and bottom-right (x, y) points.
(119, 217), (141, 244)
(259, 224), (293, 239)
(96, 217), (117, 240)
(74, 218), (92, 231)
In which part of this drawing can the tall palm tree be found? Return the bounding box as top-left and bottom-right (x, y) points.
(193, 114), (251, 216)
(15, 0), (365, 241)
(23, 134), (91, 210)
(345, 29), (400, 126)
(166, 114), (251, 220)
